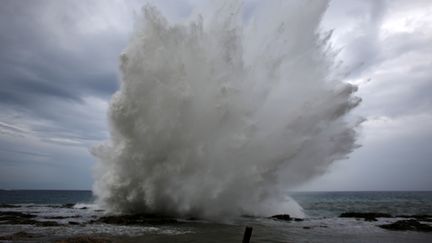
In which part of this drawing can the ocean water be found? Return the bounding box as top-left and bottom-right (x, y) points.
(1, 190), (432, 242)
(0, 190), (93, 205)
(293, 191), (432, 217)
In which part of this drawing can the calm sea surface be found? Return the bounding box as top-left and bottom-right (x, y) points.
(1, 190), (431, 242)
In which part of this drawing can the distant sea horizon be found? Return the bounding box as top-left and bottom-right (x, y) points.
(2, 189), (431, 192)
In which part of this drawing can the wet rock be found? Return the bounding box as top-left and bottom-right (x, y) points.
(303, 226), (311, 229)
(50, 204), (75, 208)
(0, 211), (37, 225)
(396, 214), (432, 222)
(0, 231), (41, 240)
(379, 219), (432, 232)
(270, 214), (292, 221)
(339, 212), (392, 221)
(186, 217), (201, 221)
(396, 214), (432, 218)
(36, 220), (61, 227)
(0, 211), (61, 226)
(0, 204), (21, 208)
(68, 221), (81, 225)
(93, 214), (178, 225)
(55, 236), (112, 243)
(4, 219), (61, 227)
(270, 214), (303, 222)
(0, 211), (36, 219)
(62, 203), (76, 208)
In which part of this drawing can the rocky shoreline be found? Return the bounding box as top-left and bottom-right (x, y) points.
(0, 211), (62, 227)
(1, 208), (432, 230)
(337, 211), (432, 232)
(1, 207), (432, 242)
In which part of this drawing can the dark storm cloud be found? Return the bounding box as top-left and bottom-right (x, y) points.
(0, 0), (128, 147)
(0, 0), (128, 189)
(0, 0), (127, 96)
(0, 0), (201, 149)
(0, 0), (195, 189)
(1, 0), (431, 190)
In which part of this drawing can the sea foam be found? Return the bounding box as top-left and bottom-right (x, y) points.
(92, 1), (361, 219)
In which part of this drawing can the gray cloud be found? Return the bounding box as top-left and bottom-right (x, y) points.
(0, 3), (122, 103)
(0, 0), (127, 145)
(302, 0), (432, 191)
(0, 0), (128, 189)
(0, 0), (431, 190)
(0, 0), (200, 189)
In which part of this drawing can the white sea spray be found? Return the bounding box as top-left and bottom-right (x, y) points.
(92, 1), (361, 219)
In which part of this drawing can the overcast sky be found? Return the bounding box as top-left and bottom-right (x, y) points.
(0, 0), (431, 191)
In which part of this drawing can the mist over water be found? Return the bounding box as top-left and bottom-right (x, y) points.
(92, 1), (361, 219)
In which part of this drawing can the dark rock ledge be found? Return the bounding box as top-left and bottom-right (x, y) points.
(270, 214), (304, 222)
(396, 214), (432, 222)
(339, 212), (392, 221)
(55, 236), (112, 243)
(0, 204), (21, 208)
(0, 231), (42, 241)
(338, 212), (432, 232)
(379, 219), (432, 232)
(0, 211), (61, 226)
(91, 213), (179, 225)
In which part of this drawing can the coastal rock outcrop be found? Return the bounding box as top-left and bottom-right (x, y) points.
(339, 212), (392, 221)
(92, 214), (178, 225)
(0, 231), (41, 241)
(396, 215), (432, 222)
(270, 214), (304, 221)
(55, 236), (112, 243)
(0, 211), (61, 226)
(379, 219), (432, 232)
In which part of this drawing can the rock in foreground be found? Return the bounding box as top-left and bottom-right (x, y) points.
(396, 215), (432, 222)
(55, 236), (112, 243)
(0, 231), (40, 241)
(271, 214), (291, 221)
(0, 204), (21, 208)
(379, 219), (432, 232)
(93, 214), (178, 225)
(270, 214), (303, 221)
(0, 211), (61, 226)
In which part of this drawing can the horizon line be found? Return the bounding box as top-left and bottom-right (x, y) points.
(1, 189), (432, 192)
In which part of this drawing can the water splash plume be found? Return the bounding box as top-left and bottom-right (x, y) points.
(92, 1), (361, 219)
